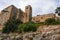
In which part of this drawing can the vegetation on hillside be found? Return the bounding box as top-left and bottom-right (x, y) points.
(2, 17), (60, 33)
(2, 18), (40, 33)
(2, 18), (22, 33)
(18, 22), (39, 32)
(45, 18), (56, 25)
(45, 18), (60, 25)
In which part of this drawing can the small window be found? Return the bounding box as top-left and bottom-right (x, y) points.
(33, 18), (35, 20)
(41, 17), (43, 19)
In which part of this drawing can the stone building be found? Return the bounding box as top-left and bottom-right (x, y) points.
(1, 5), (32, 24)
(0, 5), (32, 30)
(0, 5), (58, 30)
(32, 13), (57, 23)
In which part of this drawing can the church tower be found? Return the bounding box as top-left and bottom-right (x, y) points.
(24, 5), (32, 23)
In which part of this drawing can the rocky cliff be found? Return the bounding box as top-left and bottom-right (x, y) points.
(0, 25), (60, 40)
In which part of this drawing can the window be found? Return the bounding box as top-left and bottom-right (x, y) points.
(33, 18), (35, 20)
(41, 17), (43, 19)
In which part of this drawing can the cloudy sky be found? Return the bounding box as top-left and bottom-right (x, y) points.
(0, 0), (60, 16)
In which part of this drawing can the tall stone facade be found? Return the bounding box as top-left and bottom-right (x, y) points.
(23, 5), (32, 23)
(0, 5), (18, 25)
(16, 9), (24, 22)
(0, 5), (32, 25)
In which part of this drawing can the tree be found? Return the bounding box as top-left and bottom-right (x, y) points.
(55, 7), (60, 16)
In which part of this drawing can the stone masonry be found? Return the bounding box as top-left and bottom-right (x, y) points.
(0, 5), (32, 30)
(0, 5), (58, 30)
(32, 13), (57, 23)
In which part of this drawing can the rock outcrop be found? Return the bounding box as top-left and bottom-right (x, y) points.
(0, 25), (60, 40)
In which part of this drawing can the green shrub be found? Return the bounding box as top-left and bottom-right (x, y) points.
(45, 18), (56, 25)
(56, 20), (60, 24)
(18, 22), (39, 32)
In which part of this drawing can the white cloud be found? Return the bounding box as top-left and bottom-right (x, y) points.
(0, 0), (59, 16)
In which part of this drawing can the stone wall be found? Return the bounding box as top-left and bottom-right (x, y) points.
(0, 5), (12, 25)
(0, 25), (60, 40)
(0, 5), (32, 30)
(32, 13), (57, 23)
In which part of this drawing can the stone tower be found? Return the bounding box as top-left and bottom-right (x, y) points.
(24, 5), (32, 23)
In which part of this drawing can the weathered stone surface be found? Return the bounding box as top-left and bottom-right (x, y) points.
(0, 25), (59, 40)
(32, 13), (57, 23)
(0, 5), (32, 30)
